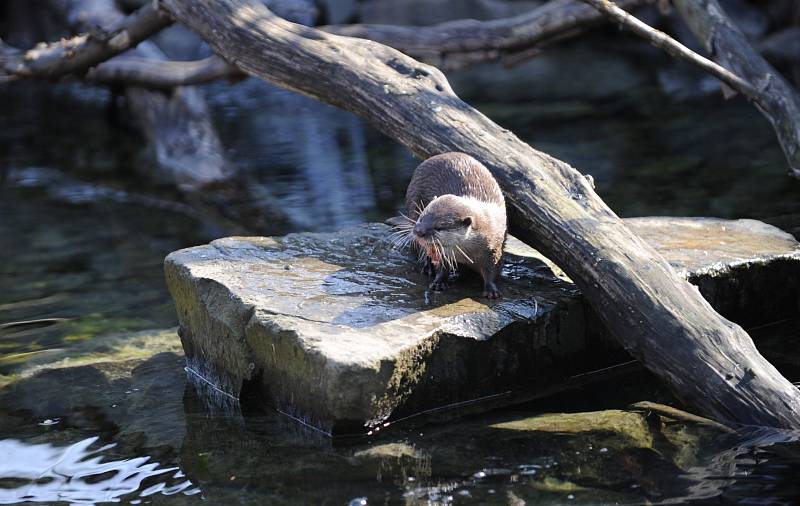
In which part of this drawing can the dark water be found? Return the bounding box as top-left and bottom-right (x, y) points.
(2, 42), (800, 504)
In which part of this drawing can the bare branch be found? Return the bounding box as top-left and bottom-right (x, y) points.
(0, 1), (171, 80)
(581, 0), (800, 178)
(323, 0), (649, 70)
(87, 54), (240, 88)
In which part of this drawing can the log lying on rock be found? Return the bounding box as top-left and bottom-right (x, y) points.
(164, 218), (800, 434)
(161, 0), (800, 429)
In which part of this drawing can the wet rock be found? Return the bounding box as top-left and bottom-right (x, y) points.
(0, 350), (188, 450)
(625, 217), (800, 327)
(164, 218), (800, 434)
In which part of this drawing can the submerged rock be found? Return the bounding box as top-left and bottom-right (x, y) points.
(164, 218), (800, 434)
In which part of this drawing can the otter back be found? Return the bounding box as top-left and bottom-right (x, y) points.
(405, 152), (504, 219)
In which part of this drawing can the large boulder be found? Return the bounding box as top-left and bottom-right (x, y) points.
(164, 218), (800, 434)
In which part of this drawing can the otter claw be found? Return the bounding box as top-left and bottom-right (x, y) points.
(430, 280), (448, 292)
(483, 283), (501, 299)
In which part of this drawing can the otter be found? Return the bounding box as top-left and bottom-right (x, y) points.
(387, 152), (507, 299)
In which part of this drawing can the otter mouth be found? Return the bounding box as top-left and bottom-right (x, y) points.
(416, 237), (441, 266)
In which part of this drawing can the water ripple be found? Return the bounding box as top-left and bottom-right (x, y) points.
(0, 437), (200, 505)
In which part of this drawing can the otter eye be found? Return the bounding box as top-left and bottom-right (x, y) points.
(462, 216), (473, 227)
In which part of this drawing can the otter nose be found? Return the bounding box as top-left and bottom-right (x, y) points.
(413, 223), (430, 238)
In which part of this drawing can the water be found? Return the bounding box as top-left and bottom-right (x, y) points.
(2, 39), (800, 504)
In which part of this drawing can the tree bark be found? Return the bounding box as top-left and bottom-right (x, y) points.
(0, 0), (170, 81)
(160, 0), (800, 428)
(671, 0), (800, 178)
(86, 55), (237, 88)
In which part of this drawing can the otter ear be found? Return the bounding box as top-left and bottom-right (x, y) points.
(463, 216), (473, 227)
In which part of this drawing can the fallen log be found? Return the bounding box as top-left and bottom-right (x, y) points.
(671, 0), (800, 178)
(159, 0), (800, 428)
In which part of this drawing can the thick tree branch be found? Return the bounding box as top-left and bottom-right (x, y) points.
(0, 1), (170, 80)
(159, 0), (800, 428)
(3, 0), (649, 85)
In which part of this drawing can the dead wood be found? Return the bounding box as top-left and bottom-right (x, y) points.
(0, 1), (169, 81)
(86, 54), (237, 88)
(579, 0), (754, 94)
(3, 0), (649, 85)
(158, 0), (800, 428)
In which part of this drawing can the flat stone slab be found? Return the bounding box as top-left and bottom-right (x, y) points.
(164, 217), (800, 435)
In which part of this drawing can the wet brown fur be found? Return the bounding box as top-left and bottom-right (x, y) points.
(389, 152), (507, 298)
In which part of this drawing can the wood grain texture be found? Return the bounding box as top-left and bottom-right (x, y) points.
(0, 1), (169, 81)
(160, 0), (800, 428)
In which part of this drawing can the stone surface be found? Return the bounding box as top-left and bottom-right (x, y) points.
(164, 218), (800, 434)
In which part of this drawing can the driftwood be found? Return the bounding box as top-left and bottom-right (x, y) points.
(47, 0), (233, 191)
(670, 0), (800, 178)
(0, 1), (170, 81)
(154, 0), (800, 428)
(87, 55), (236, 88)
(2, 0), (648, 85)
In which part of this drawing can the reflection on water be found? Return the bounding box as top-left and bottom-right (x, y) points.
(0, 437), (199, 505)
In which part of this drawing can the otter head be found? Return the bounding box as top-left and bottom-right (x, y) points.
(413, 195), (475, 268)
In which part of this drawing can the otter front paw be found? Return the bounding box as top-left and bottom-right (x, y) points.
(483, 283), (501, 299)
(429, 279), (448, 292)
(421, 258), (436, 277)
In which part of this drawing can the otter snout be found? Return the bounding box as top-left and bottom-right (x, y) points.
(413, 222), (432, 238)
